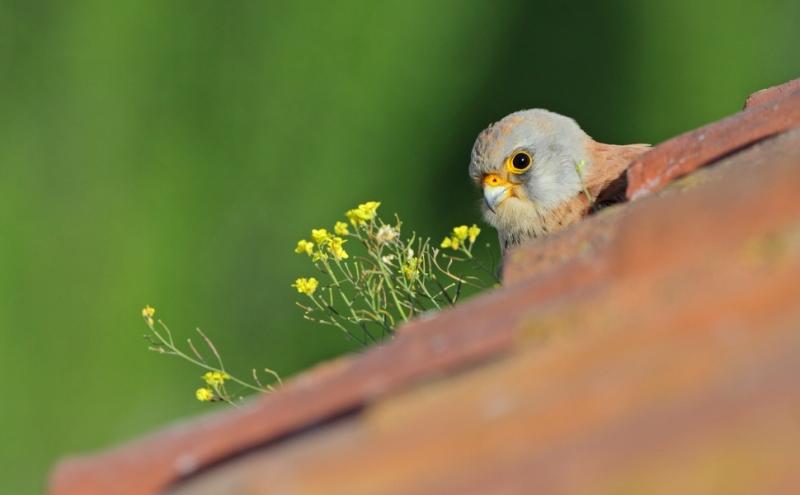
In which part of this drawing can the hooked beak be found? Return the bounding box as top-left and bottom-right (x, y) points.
(482, 174), (512, 213)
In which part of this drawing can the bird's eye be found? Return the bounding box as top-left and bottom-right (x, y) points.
(506, 151), (533, 174)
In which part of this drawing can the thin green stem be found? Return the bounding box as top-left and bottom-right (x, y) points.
(148, 321), (268, 393)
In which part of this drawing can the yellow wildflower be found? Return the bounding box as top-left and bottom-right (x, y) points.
(195, 387), (214, 402)
(345, 209), (361, 225)
(346, 201), (381, 225)
(334, 221), (349, 236)
(360, 201), (380, 216)
(441, 235), (460, 250)
(453, 225), (469, 241)
(312, 250), (328, 262)
(441, 224), (477, 250)
(311, 228), (330, 245)
(292, 277), (319, 296)
(142, 305), (155, 326)
(142, 305), (155, 319)
(468, 224), (481, 243)
(294, 239), (314, 256)
(202, 370), (230, 387)
(402, 257), (422, 280)
(328, 236), (349, 260)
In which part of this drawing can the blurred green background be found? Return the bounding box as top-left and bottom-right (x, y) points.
(1, 0), (798, 492)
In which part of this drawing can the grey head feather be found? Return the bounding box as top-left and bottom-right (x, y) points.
(469, 109), (591, 210)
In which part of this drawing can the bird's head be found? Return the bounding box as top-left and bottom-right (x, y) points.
(468, 109), (591, 237)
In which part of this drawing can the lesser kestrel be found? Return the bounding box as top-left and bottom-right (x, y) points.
(469, 109), (649, 255)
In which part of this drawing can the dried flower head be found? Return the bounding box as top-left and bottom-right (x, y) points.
(375, 225), (399, 244)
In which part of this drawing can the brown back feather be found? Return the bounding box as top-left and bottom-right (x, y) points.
(585, 141), (650, 205)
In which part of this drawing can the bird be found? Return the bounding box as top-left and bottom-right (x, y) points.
(469, 109), (649, 256)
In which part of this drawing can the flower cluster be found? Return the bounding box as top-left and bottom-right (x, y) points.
(402, 254), (422, 281)
(195, 370), (231, 402)
(203, 370), (230, 387)
(345, 201), (380, 225)
(441, 224), (480, 251)
(142, 305), (156, 327)
(139, 201), (494, 408)
(294, 239), (313, 256)
(295, 227), (350, 263)
(292, 277), (319, 296)
(195, 387), (214, 402)
(141, 306), (282, 405)
(334, 221), (349, 235)
(291, 202), (495, 346)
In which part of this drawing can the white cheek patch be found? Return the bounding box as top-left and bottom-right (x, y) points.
(526, 155), (584, 209)
(530, 171), (562, 208)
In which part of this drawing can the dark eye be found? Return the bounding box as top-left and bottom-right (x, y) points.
(507, 151), (532, 173)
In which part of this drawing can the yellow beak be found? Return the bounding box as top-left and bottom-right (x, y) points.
(482, 174), (512, 213)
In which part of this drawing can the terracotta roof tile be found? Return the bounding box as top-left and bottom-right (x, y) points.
(49, 80), (800, 495)
(625, 78), (800, 199)
(745, 78), (800, 108)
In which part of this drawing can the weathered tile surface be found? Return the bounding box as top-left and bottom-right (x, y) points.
(625, 78), (800, 199)
(165, 129), (800, 495)
(49, 84), (800, 495)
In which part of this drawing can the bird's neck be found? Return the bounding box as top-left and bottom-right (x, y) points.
(499, 194), (591, 256)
